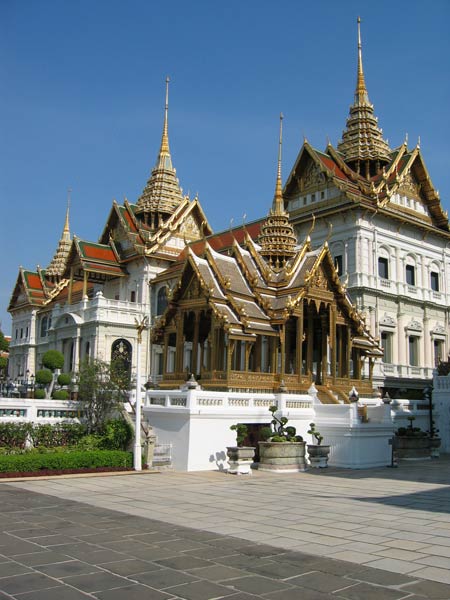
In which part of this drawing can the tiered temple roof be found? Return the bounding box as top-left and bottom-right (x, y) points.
(46, 197), (72, 280)
(337, 18), (391, 177)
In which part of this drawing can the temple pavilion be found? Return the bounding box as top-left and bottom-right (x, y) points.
(151, 116), (383, 401)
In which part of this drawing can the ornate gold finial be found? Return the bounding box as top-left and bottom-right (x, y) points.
(355, 16), (368, 103)
(306, 214), (316, 241)
(63, 188), (71, 238)
(160, 76), (170, 155)
(273, 113), (284, 215)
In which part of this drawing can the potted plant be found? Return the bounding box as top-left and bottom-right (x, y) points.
(393, 416), (430, 459)
(428, 419), (441, 459)
(307, 423), (330, 468)
(258, 406), (306, 472)
(226, 424), (255, 475)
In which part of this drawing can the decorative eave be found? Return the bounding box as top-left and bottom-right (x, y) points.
(63, 237), (127, 281)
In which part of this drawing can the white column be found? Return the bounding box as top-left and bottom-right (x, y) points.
(134, 336), (143, 471)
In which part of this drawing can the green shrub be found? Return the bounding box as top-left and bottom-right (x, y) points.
(31, 423), (87, 447)
(42, 350), (64, 371)
(33, 389), (46, 399)
(0, 450), (132, 473)
(52, 390), (69, 400)
(100, 419), (133, 450)
(57, 373), (72, 386)
(76, 434), (105, 450)
(35, 369), (53, 385)
(0, 423), (32, 448)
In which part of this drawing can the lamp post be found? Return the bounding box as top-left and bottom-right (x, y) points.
(134, 316), (149, 471)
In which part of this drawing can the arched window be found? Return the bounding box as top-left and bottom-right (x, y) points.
(40, 316), (48, 338)
(157, 287), (168, 315)
(111, 339), (132, 381)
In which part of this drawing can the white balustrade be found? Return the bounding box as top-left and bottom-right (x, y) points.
(0, 397), (81, 422)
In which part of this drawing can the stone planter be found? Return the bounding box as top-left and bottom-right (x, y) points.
(226, 446), (255, 475)
(258, 441), (306, 473)
(307, 444), (330, 468)
(429, 437), (441, 459)
(393, 436), (431, 460)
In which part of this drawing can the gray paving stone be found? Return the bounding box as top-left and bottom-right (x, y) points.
(189, 563), (247, 581)
(401, 579), (450, 599)
(131, 566), (200, 588)
(351, 566), (416, 586)
(11, 587), (92, 599)
(226, 574), (294, 595)
(289, 570), (357, 593)
(245, 559), (316, 579)
(37, 559), (101, 577)
(168, 579), (236, 600)
(154, 554), (212, 570)
(61, 570), (131, 592)
(100, 558), (162, 576)
(264, 587), (334, 599)
(335, 581), (410, 600)
(215, 553), (273, 570)
(0, 572), (62, 594)
(11, 549), (73, 566)
(0, 559), (32, 577)
(95, 583), (175, 599)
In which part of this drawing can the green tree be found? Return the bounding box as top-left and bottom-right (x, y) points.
(0, 330), (9, 353)
(40, 350), (64, 399)
(77, 358), (130, 434)
(0, 330), (9, 379)
(42, 350), (64, 371)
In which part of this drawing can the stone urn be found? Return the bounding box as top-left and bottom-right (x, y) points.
(429, 437), (441, 459)
(258, 441), (306, 472)
(307, 444), (330, 468)
(226, 446), (255, 475)
(393, 436), (430, 460)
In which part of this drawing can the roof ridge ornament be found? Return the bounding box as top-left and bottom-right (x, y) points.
(46, 189), (73, 279)
(135, 76), (184, 224)
(337, 18), (391, 175)
(355, 16), (369, 105)
(258, 114), (297, 272)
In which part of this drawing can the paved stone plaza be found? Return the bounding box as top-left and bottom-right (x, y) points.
(0, 457), (449, 599)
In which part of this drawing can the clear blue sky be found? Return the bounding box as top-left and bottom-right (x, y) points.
(1, 0), (449, 332)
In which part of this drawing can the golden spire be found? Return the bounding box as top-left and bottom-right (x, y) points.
(259, 115), (297, 272)
(355, 17), (369, 104)
(160, 76), (170, 155)
(46, 189), (73, 279)
(337, 17), (391, 175)
(62, 188), (71, 242)
(273, 113), (284, 215)
(136, 76), (184, 222)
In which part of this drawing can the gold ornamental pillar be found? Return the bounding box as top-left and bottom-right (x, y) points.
(296, 304), (304, 380)
(68, 267), (74, 305)
(321, 313), (328, 384)
(191, 312), (200, 375)
(82, 271), (89, 298)
(306, 303), (314, 379)
(330, 305), (337, 382)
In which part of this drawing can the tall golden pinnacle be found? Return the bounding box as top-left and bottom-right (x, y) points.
(63, 188), (71, 241)
(273, 113), (284, 215)
(355, 17), (369, 104)
(160, 76), (170, 155)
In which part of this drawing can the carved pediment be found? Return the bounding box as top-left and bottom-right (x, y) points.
(180, 215), (201, 239)
(379, 313), (396, 328)
(398, 171), (422, 201)
(181, 277), (201, 300)
(297, 161), (325, 193)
